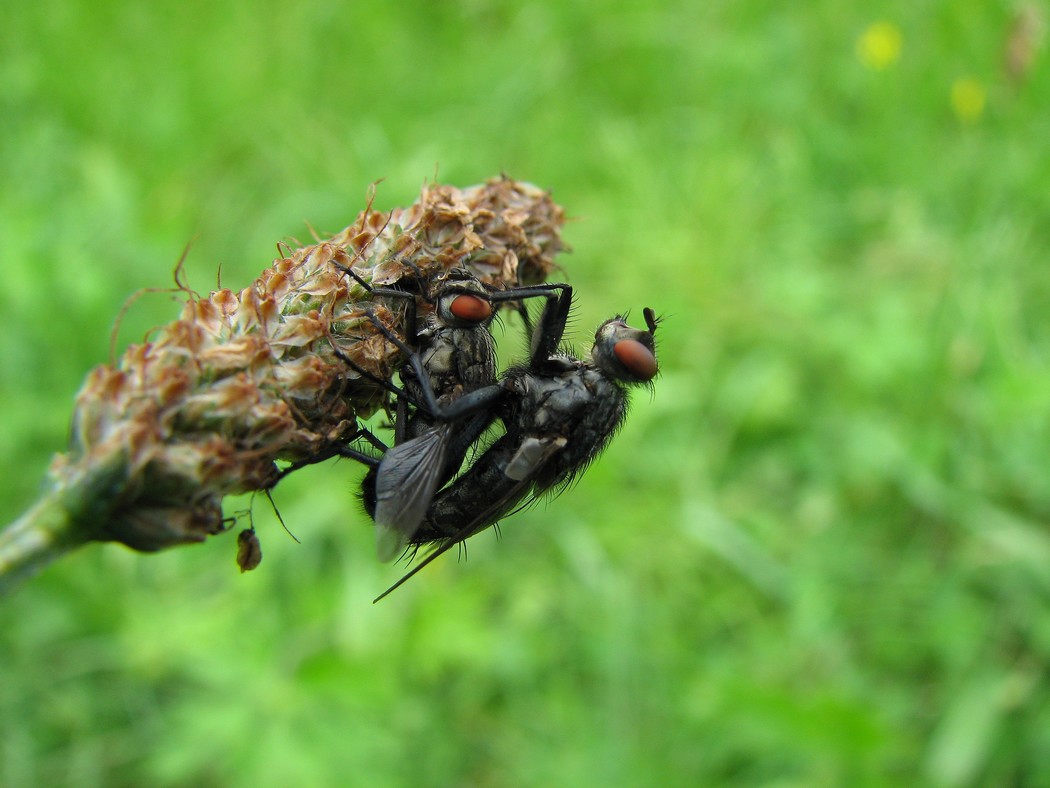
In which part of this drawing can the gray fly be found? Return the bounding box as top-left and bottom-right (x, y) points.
(333, 262), (568, 560)
(372, 288), (660, 601)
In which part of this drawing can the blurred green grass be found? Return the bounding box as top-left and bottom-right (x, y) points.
(3, 0), (1050, 784)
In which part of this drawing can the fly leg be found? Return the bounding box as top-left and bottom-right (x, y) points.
(334, 261), (424, 347)
(269, 425), (389, 484)
(486, 282), (572, 342)
(334, 308), (498, 426)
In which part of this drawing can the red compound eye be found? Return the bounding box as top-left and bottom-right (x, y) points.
(613, 339), (658, 380)
(449, 294), (492, 323)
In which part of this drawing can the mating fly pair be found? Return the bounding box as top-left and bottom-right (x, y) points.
(334, 262), (660, 599)
(334, 263), (569, 560)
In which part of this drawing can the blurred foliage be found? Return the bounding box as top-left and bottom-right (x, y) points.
(2, 0), (1050, 785)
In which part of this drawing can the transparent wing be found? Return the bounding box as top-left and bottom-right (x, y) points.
(374, 425), (451, 562)
(373, 436), (571, 602)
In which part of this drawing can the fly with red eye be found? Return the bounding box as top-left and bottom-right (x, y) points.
(371, 288), (661, 602)
(331, 263), (570, 561)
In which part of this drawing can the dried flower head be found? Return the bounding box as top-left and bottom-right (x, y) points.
(46, 177), (567, 553)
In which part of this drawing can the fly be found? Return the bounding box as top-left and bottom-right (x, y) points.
(373, 288), (660, 601)
(333, 262), (567, 560)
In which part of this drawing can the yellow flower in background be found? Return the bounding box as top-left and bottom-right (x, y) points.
(857, 21), (903, 70)
(951, 78), (986, 123)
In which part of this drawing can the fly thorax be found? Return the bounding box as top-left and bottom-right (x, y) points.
(581, 366), (613, 395)
(420, 344), (455, 378)
(450, 330), (496, 388)
(524, 375), (586, 429)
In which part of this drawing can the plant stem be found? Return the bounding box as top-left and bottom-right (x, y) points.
(0, 458), (128, 594)
(0, 489), (93, 594)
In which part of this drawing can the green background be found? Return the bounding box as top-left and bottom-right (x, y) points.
(3, 1), (1050, 784)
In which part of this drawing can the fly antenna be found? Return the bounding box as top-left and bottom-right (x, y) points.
(643, 307), (661, 335)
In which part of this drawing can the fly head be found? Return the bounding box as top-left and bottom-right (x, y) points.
(591, 311), (660, 385)
(430, 269), (496, 330)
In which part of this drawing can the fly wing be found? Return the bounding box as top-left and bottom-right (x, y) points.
(504, 436), (568, 481)
(374, 425), (451, 562)
(373, 438), (563, 603)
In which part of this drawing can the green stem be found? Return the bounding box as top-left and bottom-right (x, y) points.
(0, 459), (126, 595)
(0, 489), (93, 594)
